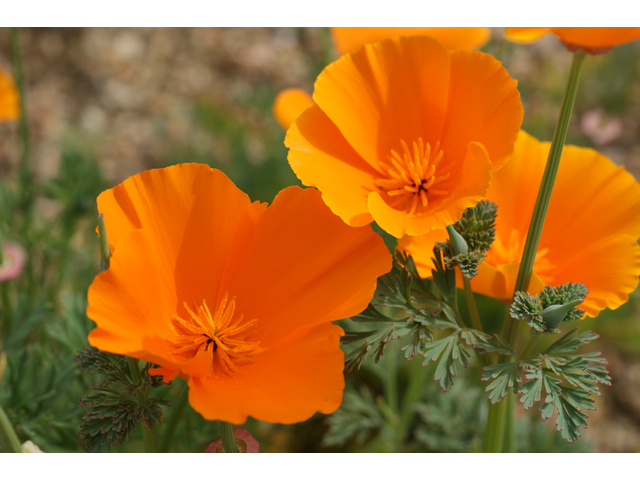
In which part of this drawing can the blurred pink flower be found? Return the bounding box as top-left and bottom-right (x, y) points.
(205, 428), (260, 453)
(581, 108), (623, 146)
(0, 243), (26, 282)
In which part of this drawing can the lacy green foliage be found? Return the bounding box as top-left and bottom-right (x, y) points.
(75, 347), (170, 453)
(444, 251), (487, 279)
(343, 252), (490, 393)
(481, 328), (610, 443)
(438, 201), (497, 279)
(453, 200), (498, 253)
(510, 283), (588, 333)
(510, 292), (545, 332)
(539, 283), (589, 323)
(323, 388), (387, 448)
(413, 382), (484, 452)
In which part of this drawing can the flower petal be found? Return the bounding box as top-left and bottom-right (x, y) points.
(504, 27), (549, 44)
(442, 50), (523, 171)
(313, 36), (451, 170)
(187, 323), (345, 424)
(273, 88), (314, 131)
(549, 27), (640, 48)
(0, 66), (20, 122)
(227, 186), (392, 348)
(286, 104), (377, 226)
(330, 27), (491, 55)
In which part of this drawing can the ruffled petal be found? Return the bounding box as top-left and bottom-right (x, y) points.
(549, 27), (640, 48)
(187, 323), (345, 423)
(286, 104), (377, 226)
(313, 36), (451, 170)
(273, 88), (314, 131)
(442, 50), (523, 171)
(227, 186), (392, 348)
(330, 27), (490, 55)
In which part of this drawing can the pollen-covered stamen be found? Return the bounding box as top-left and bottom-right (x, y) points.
(169, 293), (264, 376)
(374, 138), (451, 215)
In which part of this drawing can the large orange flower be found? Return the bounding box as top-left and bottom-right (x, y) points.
(0, 66), (20, 122)
(87, 163), (391, 424)
(285, 36), (523, 238)
(399, 131), (640, 317)
(505, 27), (640, 52)
(331, 27), (491, 56)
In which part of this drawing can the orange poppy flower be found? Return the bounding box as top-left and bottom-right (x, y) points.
(0, 65), (20, 122)
(505, 27), (640, 53)
(87, 163), (391, 424)
(285, 35), (523, 238)
(273, 88), (314, 131)
(398, 130), (640, 317)
(331, 27), (491, 56)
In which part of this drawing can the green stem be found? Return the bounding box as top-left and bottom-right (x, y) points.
(504, 49), (586, 347)
(384, 344), (399, 414)
(97, 214), (111, 271)
(462, 276), (483, 332)
(0, 404), (21, 453)
(503, 393), (515, 453)
(483, 399), (507, 452)
(220, 421), (239, 453)
(127, 357), (155, 453)
(9, 28), (31, 217)
(159, 383), (189, 453)
(397, 360), (428, 436)
(520, 334), (540, 360)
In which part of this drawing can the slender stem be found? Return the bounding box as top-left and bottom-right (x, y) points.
(221, 421), (239, 453)
(505, 49), (586, 347)
(384, 344), (399, 414)
(127, 357), (155, 453)
(9, 28), (31, 216)
(462, 276), (483, 332)
(520, 335), (539, 360)
(397, 361), (428, 436)
(0, 404), (21, 453)
(483, 399), (507, 452)
(97, 214), (111, 271)
(159, 383), (189, 453)
(503, 393), (515, 453)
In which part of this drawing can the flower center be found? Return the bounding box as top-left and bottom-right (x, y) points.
(374, 138), (451, 215)
(170, 293), (264, 376)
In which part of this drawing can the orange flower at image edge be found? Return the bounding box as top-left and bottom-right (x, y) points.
(399, 131), (640, 317)
(0, 65), (20, 122)
(87, 164), (391, 424)
(285, 35), (523, 238)
(330, 27), (491, 55)
(505, 27), (640, 52)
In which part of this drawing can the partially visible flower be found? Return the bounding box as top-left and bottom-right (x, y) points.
(286, 36), (523, 238)
(87, 164), (391, 424)
(273, 88), (314, 131)
(0, 243), (26, 283)
(21, 440), (44, 453)
(0, 65), (20, 122)
(581, 108), (622, 146)
(205, 428), (260, 453)
(331, 27), (491, 56)
(504, 27), (640, 54)
(398, 131), (640, 317)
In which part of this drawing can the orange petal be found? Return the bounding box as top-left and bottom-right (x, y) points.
(97, 164), (265, 306)
(548, 27), (640, 49)
(313, 36), (452, 170)
(187, 323), (345, 424)
(368, 142), (492, 238)
(286, 104), (377, 227)
(227, 186), (392, 348)
(442, 50), (523, 171)
(550, 235), (640, 317)
(87, 229), (175, 356)
(0, 66), (20, 122)
(272, 88), (314, 131)
(504, 27), (549, 44)
(330, 27), (491, 55)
